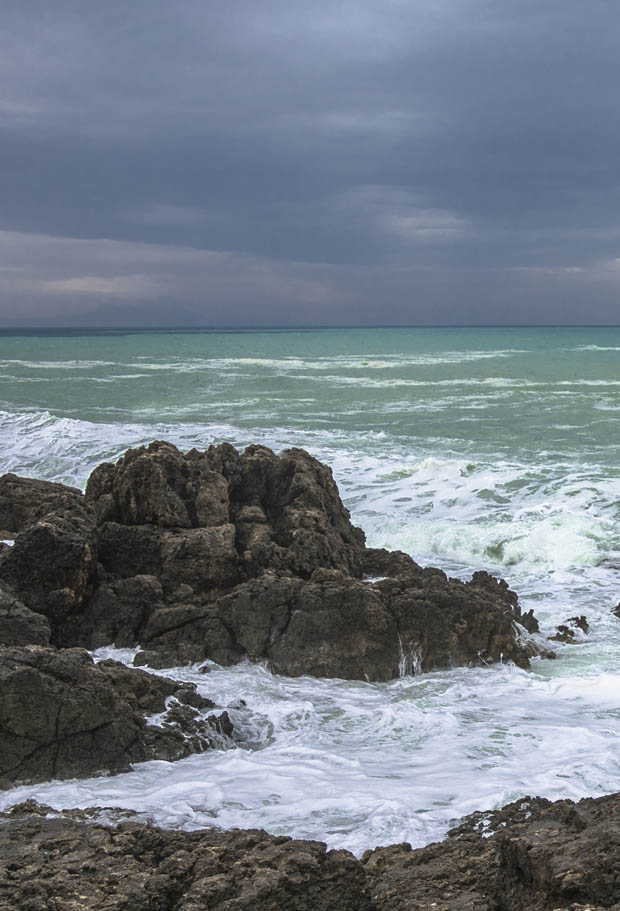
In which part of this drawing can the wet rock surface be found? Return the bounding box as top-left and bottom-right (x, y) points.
(2, 794), (620, 910)
(0, 441), (545, 680)
(550, 615), (590, 643)
(0, 646), (234, 786)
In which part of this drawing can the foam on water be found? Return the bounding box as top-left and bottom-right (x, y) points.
(2, 656), (620, 854)
(1, 327), (619, 852)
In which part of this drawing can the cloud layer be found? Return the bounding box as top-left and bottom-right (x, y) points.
(1, 0), (619, 325)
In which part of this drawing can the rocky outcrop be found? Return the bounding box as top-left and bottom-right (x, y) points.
(0, 646), (234, 787)
(86, 441), (366, 579)
(364, 791), (620, 910)
(0, 441), (544, 680)
(3, 793), (620, 910)
(0, 806), (372, 911)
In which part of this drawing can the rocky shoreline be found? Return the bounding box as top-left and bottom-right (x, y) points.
(2, 793), (620, 910)
(0, 441), (615, 910)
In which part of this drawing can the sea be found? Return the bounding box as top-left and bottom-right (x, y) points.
(0, 325), (619, 855)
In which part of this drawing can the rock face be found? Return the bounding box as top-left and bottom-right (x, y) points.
(0, 582), (50, 647)
(0, 508), (98, 645)
(0, 646), (234, 787)
(0, 441), (544, 680)
(3, 793), (620, 910)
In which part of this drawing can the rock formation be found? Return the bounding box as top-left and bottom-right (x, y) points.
(0, 441), (545, 680)
(2, 793), (620, 910)
(0, 646), (234, 787)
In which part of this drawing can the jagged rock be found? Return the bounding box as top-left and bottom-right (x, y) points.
(221, 569), (401, 680)
(94, 658), (215, 712)
(362, 792), (620, 910)
(0, 509), (98, 645)
(363, 547), (421, 578)
(0, 581), (50, 647)
(550, 615), (590, 643)
(0, 647), (233, 786)
(86, 440), (366, 579)
(4, 794), (620, 910)
(0, 809), (372, 911)
(133, 564), (537, 679)
(85, 440), (231, 528)
(0, 441), (544, 680)
(375, 567), (538, 672)
(0, 473), (84, 534)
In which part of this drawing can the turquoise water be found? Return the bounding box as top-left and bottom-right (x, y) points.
(1, 326), (620, 852)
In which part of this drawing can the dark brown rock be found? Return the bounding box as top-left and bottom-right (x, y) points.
(87, 440), (366, 581)
(68, 573), (166, 649)
(0, 582), (50, 647)
(85, 440), (230, 528)
(374, 566), (539, 673)
(363, 547), (421, 578)
(4, 793), (620, 910)
(0, 647), (233, 786)
(0, 442), (544, 681)
(0, 509), (98, 645)
(362, 793), (620, 910)
(550, 615), (590, 643)
(0, 473), (84, 534)
(228, 444), (366, 578)
(0, 810), (372, 911)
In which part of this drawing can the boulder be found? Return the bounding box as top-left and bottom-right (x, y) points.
(86, 440), (366, 580)
(134, 565), (538, 680)
(375, 567), (539, 672)
(0, 647), (234, 787)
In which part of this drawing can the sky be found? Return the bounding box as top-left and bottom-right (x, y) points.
(1, 0), (619, 327)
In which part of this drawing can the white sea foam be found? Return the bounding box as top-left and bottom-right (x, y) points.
(2, 656), (620, 854)
(0, 359), (117, 369)
(2, 331), (620, 853)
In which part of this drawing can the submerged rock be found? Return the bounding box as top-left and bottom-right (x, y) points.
(550, 615), (590, 643)
(0, 646), (234, 787)
(0, 441), (544, 681)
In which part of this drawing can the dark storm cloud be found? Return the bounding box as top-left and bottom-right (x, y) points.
(1, 0), (619, 325)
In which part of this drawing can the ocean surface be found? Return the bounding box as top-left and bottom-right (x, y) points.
(1, 326), (619, 854)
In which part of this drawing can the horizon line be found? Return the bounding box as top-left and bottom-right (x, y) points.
(2, 323), (620, 333)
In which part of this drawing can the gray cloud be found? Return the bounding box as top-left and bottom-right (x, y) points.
(1, 0), (619, 325)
